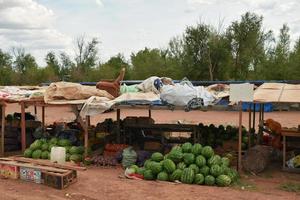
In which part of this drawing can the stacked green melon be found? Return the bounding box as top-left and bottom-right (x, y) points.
(23, 138), (85, 162)
(129, 142), (239, 187)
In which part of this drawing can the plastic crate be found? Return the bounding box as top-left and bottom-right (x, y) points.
(242, 103), (273, 112)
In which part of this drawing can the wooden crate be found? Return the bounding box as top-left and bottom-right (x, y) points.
(42, 170), (77, 189)
(20, 167), (42, 184)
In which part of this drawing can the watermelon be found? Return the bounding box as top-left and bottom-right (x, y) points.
(176, 162), (186, 170)
(205, 175), (215, 185)
(181, 168), (195, 184)
(66, 153), (70, 161)
(216, 175), (231, 186)
(242, 136), (248, 143)
(69, 146), (80, 155)
(157, 171), (169, 181)
(194, 173), (205, 185)
(182, 142), (192, 153)
(58, 139), (71, 147)
(224, 168), (239, 182)
(65, 146), (71, 153)
(195, 155), (206, 167)
(130, 165), (139, 172)
(201, 146), (214, 159)
(136, 167), (146, 175)
(207, 155), (221, 167)
(170, 169), (183, 181)
(171, 146), (182, 152)
(144, 160), (153, 169)
(210, 165), (224, 177)
(144, 170), (154, 180)
(191, 143), (202, 155)
(183, 153), (195, 165)
(163, 159), (176, 174)
(32, 149), (42, 159)
(151, 152), (164, 162)
(149, 162), (162, 175)
(41, 151), (49, 159)
(70, 154), (82, 162)
(199, 166), (210, 176)
(168, 150), (183, 163)
(189, 164), (199, 174)
(221, 157), (230, 167)
(49, 137), (58, 145)
(48, 144), (57, 152)
(24, 149), (33, 158)
(41, 143), (49, 151)
(30, 140), (43, 151)
(77, 146), (85, 154)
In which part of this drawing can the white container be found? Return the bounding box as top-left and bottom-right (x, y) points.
(50, 147), (66, 164)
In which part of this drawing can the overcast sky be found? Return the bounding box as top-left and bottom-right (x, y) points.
(0, 0), (299, 66)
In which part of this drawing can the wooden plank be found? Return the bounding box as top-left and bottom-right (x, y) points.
(20, 102), (26, 152)
(116, 109), (121, 143)
(281, 131), (300, 137)
(84, 115), (89, 156)
(12, 157), (86, 171)
(0, 160), (69, 173)
(238, 102), (243, 172)
(1, 104), (5, 156)
(283, 135), (286, 169)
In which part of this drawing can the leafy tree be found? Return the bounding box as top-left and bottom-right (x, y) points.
(289, 38), (300, 80)
(0, 49), (13, 85)
(45, 51), (60, 78)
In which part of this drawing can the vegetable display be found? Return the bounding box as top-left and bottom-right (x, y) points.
(128, 142), (239, 187)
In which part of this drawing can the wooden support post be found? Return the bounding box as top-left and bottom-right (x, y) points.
(42, 106), (45, 130)
(238, 101), (243, 172)
(283, 135), (286, 170)
(87, 115), (91, 127)
(148, 109), (152, 118)
(20, 102), (26, 152)
(252, 103), (256, 130)
(1, 104), (5, 156)
(248, 107), (251, 148)
(84, 115), (89, 157)
(116, 109), (121, 144)
(34, 105), (37, 118)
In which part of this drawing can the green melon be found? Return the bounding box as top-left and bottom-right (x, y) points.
(29, 140), (43, 151)
(182, 142), (192, 153)
(191, 143), (202, 156)
(70, 154), (82, 162)
(58, 139), (71, 147)
(66, 153), (70, 161)
(201, 146), (214, 159)
(171, 146), (182, 152)
(143, 170), (154, 180)
(205, 175), (215, 185)
(130, 165), (139, 172)
(49, 137), (58, 145)
(216, 175), (232, 186)
(170, 169), (183, 182)
(221, 157), (230, 167)
(151, 152), (164, 162)
(168, 150), (183, 163)
(24, 148), (33, 158)
(41, 151), (49, 159)
(163, 159), (176, 174)
(181, 168), (195, 184)
(224, 168), (239, 182)
(77, 146), (85, 154)
(48, 144), (57, 152)
(144, 160), (153, 169)
(176, 162), (186, 170)
(189, 164), (199, 174)
(32, 149), (42, 159)
(210, 165), (224, 177)
(41, 143), (49, 151)
(183, 153), (195, 165)
(69, 146), (80, 155)
(194, 173), (205, 185)
(195, 155), (206, 167)
(199, 165), (210, 176)
(149, 162), (162, 175)
(136, 167), (146, 175)
(157, 171), (169, 181)
(207, 155), (221, 167)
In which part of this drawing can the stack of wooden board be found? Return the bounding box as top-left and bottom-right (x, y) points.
(0, 157), (86, 189)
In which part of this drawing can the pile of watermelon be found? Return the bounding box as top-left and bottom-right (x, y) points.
(128, 142), (239, 187)
(23, 138), (85, 163)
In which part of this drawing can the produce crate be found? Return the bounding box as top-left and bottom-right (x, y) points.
(20, 167), (42, 184)
(42, 170), (77, 189)
(0, 164), (19, 179)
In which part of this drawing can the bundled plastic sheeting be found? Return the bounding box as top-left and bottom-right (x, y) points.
(122, 147), (137, 168)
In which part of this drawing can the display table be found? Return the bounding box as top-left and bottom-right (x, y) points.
(282, 129), (300, 173)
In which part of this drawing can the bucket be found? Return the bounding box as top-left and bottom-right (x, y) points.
(50, 147), (66, 164)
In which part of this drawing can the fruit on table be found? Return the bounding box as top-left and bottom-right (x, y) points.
(32, 149), (42, 159)
(136, 167), (146, 175)
(24, 149), (33, 158)
(201, 146), (214, 159)
(41, 151), (49, 159)
(151, 152), (164, 162)
(182, 142), (193, 153)
(191, 143), (202, 155)
(58, 139), (72, 147)
(70, 154), (82, 163)
(41, 143), (49, 151)
(30, 140), (43, 151)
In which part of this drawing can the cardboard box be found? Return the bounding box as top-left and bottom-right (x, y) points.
(0, 164), (19, 179)
(20, 167), (42, 184)
(42, 170), (77, 190)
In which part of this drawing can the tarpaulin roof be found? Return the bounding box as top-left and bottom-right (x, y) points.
(253, 83), (300, 103)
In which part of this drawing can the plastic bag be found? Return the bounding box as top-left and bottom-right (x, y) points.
(122, 146), (137, 168)
(120, 84), (140, 94)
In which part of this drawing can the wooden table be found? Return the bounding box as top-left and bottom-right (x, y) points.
(282, 129), (300, 172)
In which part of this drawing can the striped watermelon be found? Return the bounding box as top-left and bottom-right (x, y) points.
(216, 175), (232, 186)
(221, 157), (230, 167)
(181, 168), (195, 184)
(182, 142), (192, 153)
(183, 153), (195, 165)
(199, 165), (210, 176)
(168, 150), (183, 163)
(163, 159), (176, 173)
(149, 162), (162, 175)
(204, 175), (215, 185)
(195, 155), (206, 167)
(207, 155), (221, 167)
(201, 146), (214, 159)
(151, 152), (164, 162)
(210, 165), (224, 177)
(170, 169), (183, 181)
(191, 143), (202, 155)
(188, 164), (199, 174)
(194, 173), (205, 185)
(177, 162), (186, 170)
(144, 170), (154, 180)
(157, 171), (169, 181)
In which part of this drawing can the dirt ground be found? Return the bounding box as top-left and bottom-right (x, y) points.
(1, 104), (300, 200)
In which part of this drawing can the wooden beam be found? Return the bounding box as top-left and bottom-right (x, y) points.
(42, 106), (45, 130)
(248, 107), (251, 148)
(84, 115), (89, 157)
(116, 109), (121, 143)
(1, 104), (5, 156)
(20, 102), (26, 152)
(238, 101), (243, 172)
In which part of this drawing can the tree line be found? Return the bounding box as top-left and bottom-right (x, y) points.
(0, 12), (299, 86)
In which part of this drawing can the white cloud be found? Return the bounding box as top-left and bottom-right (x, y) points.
(0, 0), (72, 65)
(95, 0), (103, 7)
